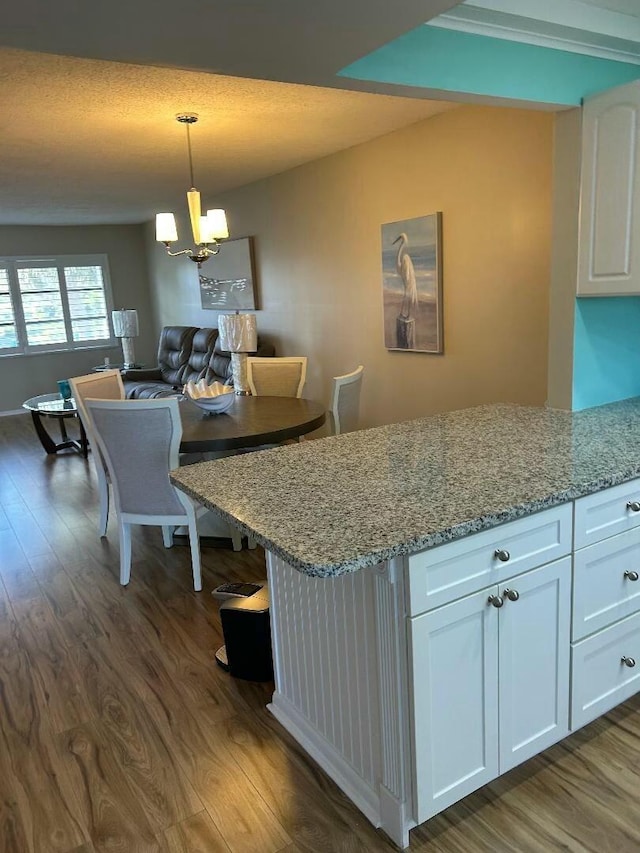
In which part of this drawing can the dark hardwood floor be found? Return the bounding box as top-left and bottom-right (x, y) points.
(1, 411), (640, 852)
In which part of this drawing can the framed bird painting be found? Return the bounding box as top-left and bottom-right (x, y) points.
(381, 212), (443, 353)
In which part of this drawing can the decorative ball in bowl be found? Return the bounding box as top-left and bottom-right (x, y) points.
(184, 380), (235, 414)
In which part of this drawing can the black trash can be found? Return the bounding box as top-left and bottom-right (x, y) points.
(219, 584), (273, 681)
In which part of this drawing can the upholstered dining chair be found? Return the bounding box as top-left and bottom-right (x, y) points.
(331, 365), (364, 435)
(247, 356), (307, 398)
(69, 370), (125, 537)
(85, 397), (204, 591)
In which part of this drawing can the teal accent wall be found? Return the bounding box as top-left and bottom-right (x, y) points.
(339, 26), (640, 106)
(573, 298), (640, 410)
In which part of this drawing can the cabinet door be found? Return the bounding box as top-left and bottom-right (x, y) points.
(498, 557), (571, 773)
(578, 80), (640, 296)
(410, 587), (499, 824)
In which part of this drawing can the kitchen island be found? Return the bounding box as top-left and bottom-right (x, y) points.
(171, 401), (640, 848)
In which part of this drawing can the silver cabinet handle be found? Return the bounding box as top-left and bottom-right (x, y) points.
(627, 501), (640, 513)
(621, 656), (636, 668)
(503, 588), (520, 602)
(624, 570), (639, 581)
(487, 595), (504, 608)
(494, 549), (510, 562)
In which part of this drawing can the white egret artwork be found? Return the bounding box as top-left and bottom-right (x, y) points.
(381, 213), (443, 353)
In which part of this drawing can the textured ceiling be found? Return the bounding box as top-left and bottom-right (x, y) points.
(0, 48), (457, 226)
(0, 0), (462, 226)
(1, 0), (632, 226)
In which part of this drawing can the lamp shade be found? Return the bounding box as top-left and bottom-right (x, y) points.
(199, 215), (216, 244)
(218, 313), (257, 353)
(206, 209), (230, 240)
(156, 213), (178, 243)
(112, 309), (139, 338)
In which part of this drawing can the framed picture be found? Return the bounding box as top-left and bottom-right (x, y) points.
(381, 212), (443, 353)
(199, 236), (257, 310)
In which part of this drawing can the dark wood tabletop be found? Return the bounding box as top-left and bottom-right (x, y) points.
(179, 395), (327, 452)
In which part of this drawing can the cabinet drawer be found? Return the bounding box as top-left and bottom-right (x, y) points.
(571, 610), (640, 730)
(574, 478), (640, 550)
(407, 505), (572, 616)
(573, 528), (640, 641)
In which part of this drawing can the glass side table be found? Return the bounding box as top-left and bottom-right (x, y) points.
(22, 393), (89, 457)
(92, 363), (145, 373)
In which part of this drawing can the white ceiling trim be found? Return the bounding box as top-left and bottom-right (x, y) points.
(429, 0), (640, 64)
(464, 0), (640, 38)
(428, 15), (640, 64)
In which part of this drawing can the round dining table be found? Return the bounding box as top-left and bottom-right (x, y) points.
(179, 394), (327, 453)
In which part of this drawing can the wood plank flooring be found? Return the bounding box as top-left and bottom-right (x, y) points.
(1, 412), (640, 852)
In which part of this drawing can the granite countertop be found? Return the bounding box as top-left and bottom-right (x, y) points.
(170, 400), (640, 578)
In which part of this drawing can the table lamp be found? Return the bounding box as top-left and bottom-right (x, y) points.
(112, 309), (139, 369)
(218, 312), (257, 395)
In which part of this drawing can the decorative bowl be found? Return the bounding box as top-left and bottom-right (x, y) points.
(184, 380), (235, 414)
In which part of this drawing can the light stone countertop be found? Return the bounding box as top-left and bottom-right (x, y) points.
(170, 400), (640, 578)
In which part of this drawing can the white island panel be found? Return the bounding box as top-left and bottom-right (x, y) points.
(267, 552), (415, 848)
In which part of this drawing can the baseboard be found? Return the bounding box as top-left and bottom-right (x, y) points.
(0, 408), (27, 417)
(268, 692), (382, 828)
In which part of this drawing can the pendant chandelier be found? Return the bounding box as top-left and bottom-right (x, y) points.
(155, 113), (229, 268)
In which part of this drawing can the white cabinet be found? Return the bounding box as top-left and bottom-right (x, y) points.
(573, 478), (640, 549)
(572, 527), (640, 641)
(410, 556), (571, 824)
(577, 80), (640, 296)
(498, 560), (570, 771)
(571, 609), (640, 729)
(407, 504), (572, 615)
(266, 480), (640, 850)
(571, 477), (640, 729)
(409, 586), (499, 823)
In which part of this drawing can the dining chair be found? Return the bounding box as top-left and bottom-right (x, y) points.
(69, 370), (125, 537)
(85, 397), (204, 590)
(247, 356), (307, 398)
(331, 365), (364, 434)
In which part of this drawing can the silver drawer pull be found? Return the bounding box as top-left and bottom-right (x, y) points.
(494, 549), (510, 562)
(624, 570), (639, 582)
(627, 501), (640, 513)
(503, 588), (520, 602)
(621, 656), (636, 668)
(487, 595), (504, 609)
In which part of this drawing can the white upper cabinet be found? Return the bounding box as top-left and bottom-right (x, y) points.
(577, 80), (640, 296)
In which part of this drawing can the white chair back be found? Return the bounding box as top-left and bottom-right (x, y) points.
(86, 398), (184, 517)
(85, 397), (202, 590)
(247, 356), (307, 398)
(331, 365), (364, 435)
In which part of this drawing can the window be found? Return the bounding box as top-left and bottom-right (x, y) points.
(0, 254), (115, 355)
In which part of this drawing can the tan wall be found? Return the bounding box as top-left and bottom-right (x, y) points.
(150, 104), (554, 428)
